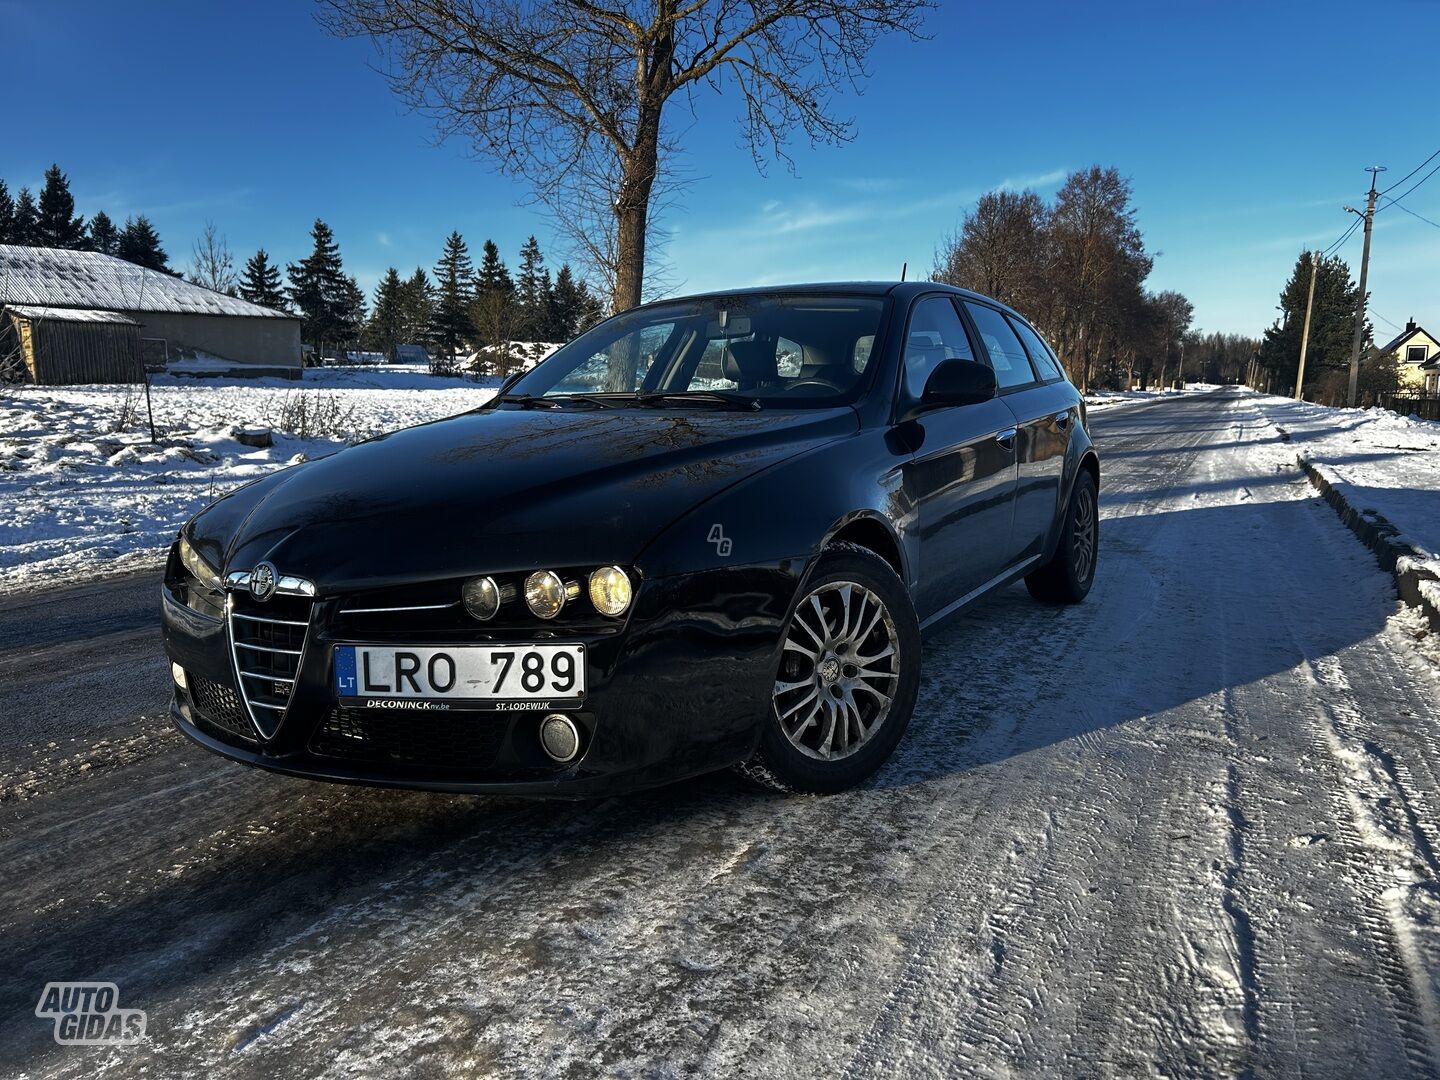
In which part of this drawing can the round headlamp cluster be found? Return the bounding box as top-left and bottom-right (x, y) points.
(461, 567), (634, 620)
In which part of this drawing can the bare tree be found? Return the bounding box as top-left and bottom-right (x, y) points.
(188, 220), (237, 295)
(932, 189), (1048, 314)
(318, 0), (932, 313)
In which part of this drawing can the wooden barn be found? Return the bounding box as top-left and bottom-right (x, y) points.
(0, 244), (301, 384)
(0, 305), (141, 385)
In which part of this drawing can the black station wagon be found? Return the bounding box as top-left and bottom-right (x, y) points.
(162, 282), (1099, 795)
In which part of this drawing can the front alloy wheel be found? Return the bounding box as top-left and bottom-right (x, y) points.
(740, 542), (920, 793)
(775, 582), (900, 760)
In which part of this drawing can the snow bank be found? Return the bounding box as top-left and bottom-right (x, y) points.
(1250, 394), (1440, 583)
(0, 366), (499, 592)
(1083, 383), (1220, 408)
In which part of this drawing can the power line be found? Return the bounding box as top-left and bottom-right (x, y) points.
(1380, 193), (1440, 230)
(1371, 309), (1405, 333)
(1378, 156), (1440, 211)
(1381, 147), (1440, 195)
(1320, 215), (1361, 258)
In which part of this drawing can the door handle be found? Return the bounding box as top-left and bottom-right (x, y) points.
(1054, 410), (1071, 427)
(995, 428), (1018, 450)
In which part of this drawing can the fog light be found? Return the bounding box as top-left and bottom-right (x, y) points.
(171, 663), (188, 690)
(525, 570), (566, 619)
(539, 713), (581, 763)
(462, 575), (501, 620)
(588, 566), (632, 616)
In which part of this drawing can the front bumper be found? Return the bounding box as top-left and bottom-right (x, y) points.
(161, 560), (803, 797)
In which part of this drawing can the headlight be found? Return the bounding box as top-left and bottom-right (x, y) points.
(588, 566), (632, 616)
(524, 570), (566, 619)
(178, 534), (222, 592)
(462, 576), (501, 621)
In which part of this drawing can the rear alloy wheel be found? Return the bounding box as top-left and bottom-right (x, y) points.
(738, 543), (920, 793)
(1025, 468), (1099, 604)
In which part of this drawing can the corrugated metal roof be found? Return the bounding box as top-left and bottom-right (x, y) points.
(4, 304), (139, 325)
(0, 245), (295, 320)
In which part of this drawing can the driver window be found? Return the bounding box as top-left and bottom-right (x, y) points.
(904, 297), (976, 400)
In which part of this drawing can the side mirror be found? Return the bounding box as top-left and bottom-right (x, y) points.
(917, 359), (997, 412)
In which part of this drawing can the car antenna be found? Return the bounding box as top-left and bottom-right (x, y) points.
(900, 262), (907, 282)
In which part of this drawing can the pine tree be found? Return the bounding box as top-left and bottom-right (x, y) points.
(431, 231), (476, 371)
(1258, 251), (1364, 393)
(367, 267), (406, 360)
(87, 210), (120, 255)
(36, 164), (86, 248)
(551, 264), (586, 342)
(0, 181), (15, 244)
(470, 239), (517, 372)
(238, 249), (287, 309)
(286, 219), (351, 357)
(338, 274), (367, 349)
(116, 215), (172, 273)
(400, 268), (435, 350)
(515, 235), (547, 341)
(13, 188), (39, 246)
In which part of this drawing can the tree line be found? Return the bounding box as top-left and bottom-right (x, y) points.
(931, 166), (1239, 391)
(0, 165), (174, 273)
(0, 163), (602, 375)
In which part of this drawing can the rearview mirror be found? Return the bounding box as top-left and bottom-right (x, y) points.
(918, 359), (997, 411)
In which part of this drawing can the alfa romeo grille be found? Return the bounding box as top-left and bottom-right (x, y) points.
(228, 594), (312, 739)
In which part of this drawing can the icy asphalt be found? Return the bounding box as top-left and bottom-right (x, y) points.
(4, 388), (1440, 1078)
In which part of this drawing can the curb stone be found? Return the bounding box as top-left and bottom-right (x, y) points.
(1296, 453), (1440, 635)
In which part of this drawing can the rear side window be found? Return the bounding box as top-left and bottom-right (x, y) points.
(1008, 317), (1065, 382)
(903, 296), (977, 400)
(963, 302), (1038, 390)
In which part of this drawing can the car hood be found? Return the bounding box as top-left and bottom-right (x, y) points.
(189, 405), (857, 592)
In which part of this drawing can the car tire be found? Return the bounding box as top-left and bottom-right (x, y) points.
(736, 542), (921, 794)
(1025, 468), (1098, 604)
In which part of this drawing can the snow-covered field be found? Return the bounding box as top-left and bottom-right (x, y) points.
(1250, 394), (1440, 580)
(0, 366), (500, 592)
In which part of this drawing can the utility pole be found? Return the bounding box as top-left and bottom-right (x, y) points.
(1345, 166), (1385, 407)
(1177, 338), (1185, 391)
(1295, 250), (1320, 401)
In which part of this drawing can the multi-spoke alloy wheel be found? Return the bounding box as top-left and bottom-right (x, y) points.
(1071, 481), (1097, 583)
(1025, 467), (1098, 604)
(774, 580), (900, 760)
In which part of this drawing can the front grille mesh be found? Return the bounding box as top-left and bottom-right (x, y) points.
(311, 707), (506, 770)
(188, 674), (255, 742)
(230, 596), (311, 737)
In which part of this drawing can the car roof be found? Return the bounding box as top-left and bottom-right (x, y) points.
(638, 281), (1029, 321)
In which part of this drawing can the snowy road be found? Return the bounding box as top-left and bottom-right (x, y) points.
(5, 390), (1440, 1078)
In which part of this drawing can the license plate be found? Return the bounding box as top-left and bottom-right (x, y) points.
(334, 644), (585, 704)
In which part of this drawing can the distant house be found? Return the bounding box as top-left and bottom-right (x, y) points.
(392, 343), (430, 365)
(1383, 318), (1440, 393)
(0, 244), (302, 385)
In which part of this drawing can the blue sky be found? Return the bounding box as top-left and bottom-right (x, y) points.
(3, 0), (1438, 337)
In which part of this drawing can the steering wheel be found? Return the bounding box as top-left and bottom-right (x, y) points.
(785, 378), (843, 394)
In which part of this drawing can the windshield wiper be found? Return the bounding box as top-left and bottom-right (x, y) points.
(632, 391), (763, 411)
(493, 393), (563, 409)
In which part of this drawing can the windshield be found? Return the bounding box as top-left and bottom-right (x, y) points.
(504, 293), (888, 408)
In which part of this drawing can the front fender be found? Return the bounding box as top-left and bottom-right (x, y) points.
(634, 427), (907, 582)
